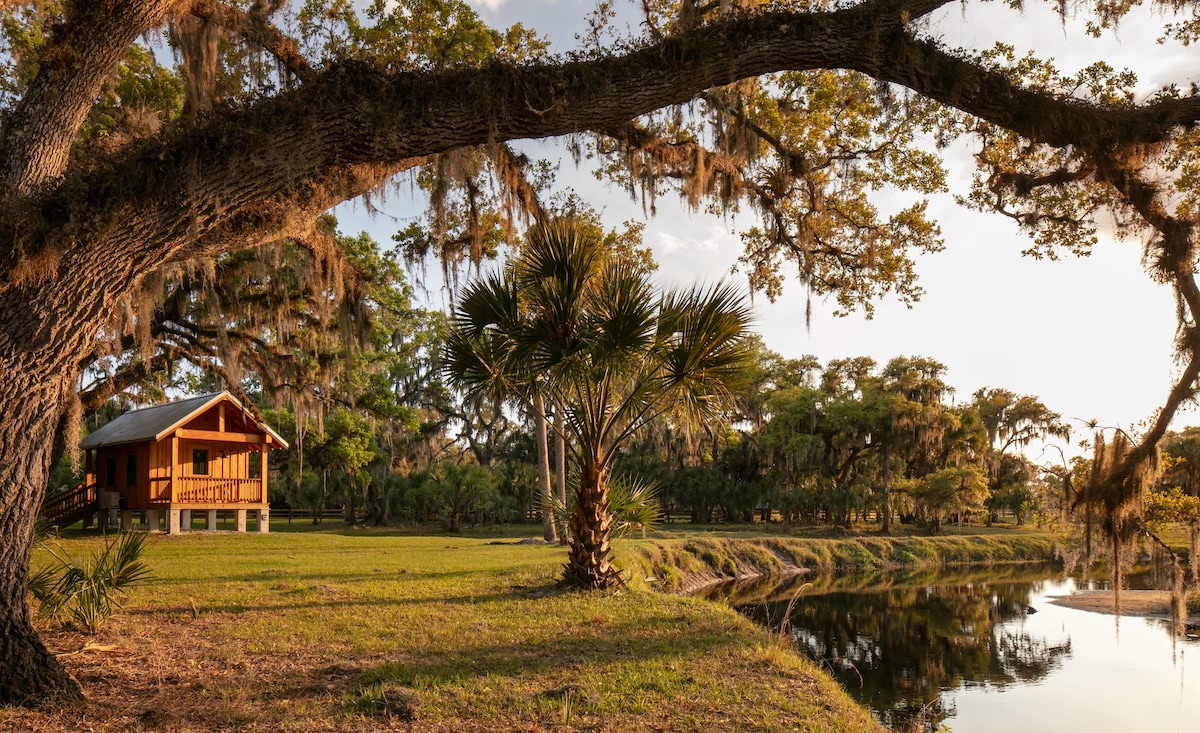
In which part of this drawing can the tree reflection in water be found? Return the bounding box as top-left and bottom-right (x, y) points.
(719, 570), (1072, 732)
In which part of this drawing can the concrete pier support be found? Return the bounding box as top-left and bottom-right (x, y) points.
(120, 510), (133, 531)
(235, 509), (247, 533)
(180, 509), (192, 530)
(82, 512), (94, 530)
(257, 509), (270, 534)
(145, 508), (160, 532)
(167, 509), (182, 535)
(206, 509), (218, 530)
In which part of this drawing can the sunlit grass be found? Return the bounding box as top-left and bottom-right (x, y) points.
(17, 528), (883, 732)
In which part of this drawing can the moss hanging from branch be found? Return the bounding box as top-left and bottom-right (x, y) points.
(1078, 430), (1161, 613)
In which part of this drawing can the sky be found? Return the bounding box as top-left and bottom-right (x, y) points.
(336, 0), (1200, 457)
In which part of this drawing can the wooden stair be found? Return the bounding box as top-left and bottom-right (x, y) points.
(41, 482), (99, 528)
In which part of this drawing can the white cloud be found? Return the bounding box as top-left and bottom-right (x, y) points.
(656, 231), (686, 254)
(467, 0), (509, 10)
(655, 225), (727, 257)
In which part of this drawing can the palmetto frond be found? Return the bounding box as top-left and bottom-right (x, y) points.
(537, 471), (663, 540)
(453, 270), (520, 337)
(652, 281), (755, 424)
(444, 272), (525, 401)
(587, 259), (657, 372)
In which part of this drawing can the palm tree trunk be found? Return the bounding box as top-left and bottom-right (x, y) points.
(533, 392), (557, 543)
(563, 461), (619, 589)
(554, 400), (568, 545)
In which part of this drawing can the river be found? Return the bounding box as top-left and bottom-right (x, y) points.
(702, 566), (1200, 732)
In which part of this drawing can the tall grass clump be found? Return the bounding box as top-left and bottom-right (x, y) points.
(29, 531), (152, 631)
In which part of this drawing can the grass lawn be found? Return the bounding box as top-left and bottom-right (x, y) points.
(5, 525), (885, 732)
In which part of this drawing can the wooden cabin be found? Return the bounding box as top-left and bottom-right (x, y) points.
(45, 392), (288, 533)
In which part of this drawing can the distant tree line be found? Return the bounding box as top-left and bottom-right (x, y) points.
(613, 343), (1069, 534)
(61, 227), (1079, 537)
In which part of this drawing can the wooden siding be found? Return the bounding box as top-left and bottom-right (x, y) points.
(94, 441), (152, 509)
(84, 395), (273, 510)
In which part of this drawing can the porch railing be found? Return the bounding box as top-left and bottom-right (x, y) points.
(171, 476), (264, 505)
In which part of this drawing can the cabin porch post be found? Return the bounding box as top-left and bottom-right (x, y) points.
(167, 508), (181, 535)
(120, 511), (132, 531)
(180, 509), (191, 530)
(83, 449), (95, 530)
(205, 509), (217, 531)
(235, 510), (247, 533)
(145, 508), (160, 531)
(257, 509), (270, 534)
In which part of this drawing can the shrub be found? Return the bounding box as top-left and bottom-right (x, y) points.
(30, 531), (152, 632)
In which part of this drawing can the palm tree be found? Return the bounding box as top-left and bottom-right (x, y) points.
(445, 218), (753, 588)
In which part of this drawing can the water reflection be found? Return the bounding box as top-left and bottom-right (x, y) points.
(723, 571), (1071, 731)
(708, 566), (1200, 732)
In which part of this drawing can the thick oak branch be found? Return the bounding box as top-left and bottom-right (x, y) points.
(1, 0), (172, 195)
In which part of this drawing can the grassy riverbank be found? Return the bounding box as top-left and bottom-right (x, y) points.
(7, 528), (885, 732)
(628, 530), (1059, 593)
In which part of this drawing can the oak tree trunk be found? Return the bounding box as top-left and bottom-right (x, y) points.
(0, 372), (83, 704)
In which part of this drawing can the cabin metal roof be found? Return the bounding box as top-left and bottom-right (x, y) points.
(78, 391), (289, 450)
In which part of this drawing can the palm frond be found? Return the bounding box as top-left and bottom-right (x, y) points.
(537, 471), (662, 540)
(587, 259), (657, 368)
(452, 271), (520, 336)
(655, 280), (755, 422)
(446, 272), (527, 400)
(30, 532), (153, 631)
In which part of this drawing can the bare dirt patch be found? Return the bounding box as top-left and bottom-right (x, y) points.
(1048, 590), (1200, 624)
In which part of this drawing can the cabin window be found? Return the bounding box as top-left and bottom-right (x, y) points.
(248, 450), (261, 479)
(105, 456), (116, 487)
(126, 453), (136, 486)
(192, 448), (209, 476)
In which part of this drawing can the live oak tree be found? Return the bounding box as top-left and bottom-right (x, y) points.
(5, 0), (1200, 706)
(971, 388), (1070, 524)
(762, 355), (993, 529)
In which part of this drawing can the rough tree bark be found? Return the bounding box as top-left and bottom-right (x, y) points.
(0, 385), (79, 705)
(563, 460), (619, 589)
(4, 0), (1200, 707)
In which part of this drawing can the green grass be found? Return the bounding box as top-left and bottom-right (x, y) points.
(12, 527), (885, 732)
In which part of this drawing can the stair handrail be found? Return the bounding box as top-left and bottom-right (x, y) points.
(41, 481), (97, 520)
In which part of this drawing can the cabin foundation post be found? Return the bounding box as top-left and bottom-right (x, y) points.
(235, 510), (247, 533)
(257, 509), (270, 534)
(120, 510), (133, 532)
(145, 508), (160, 532)
(82, 512), (94, 530)
(167, 509), (182, 535)
(206, 510), (217, 531)
(180, 509), (192, 530)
